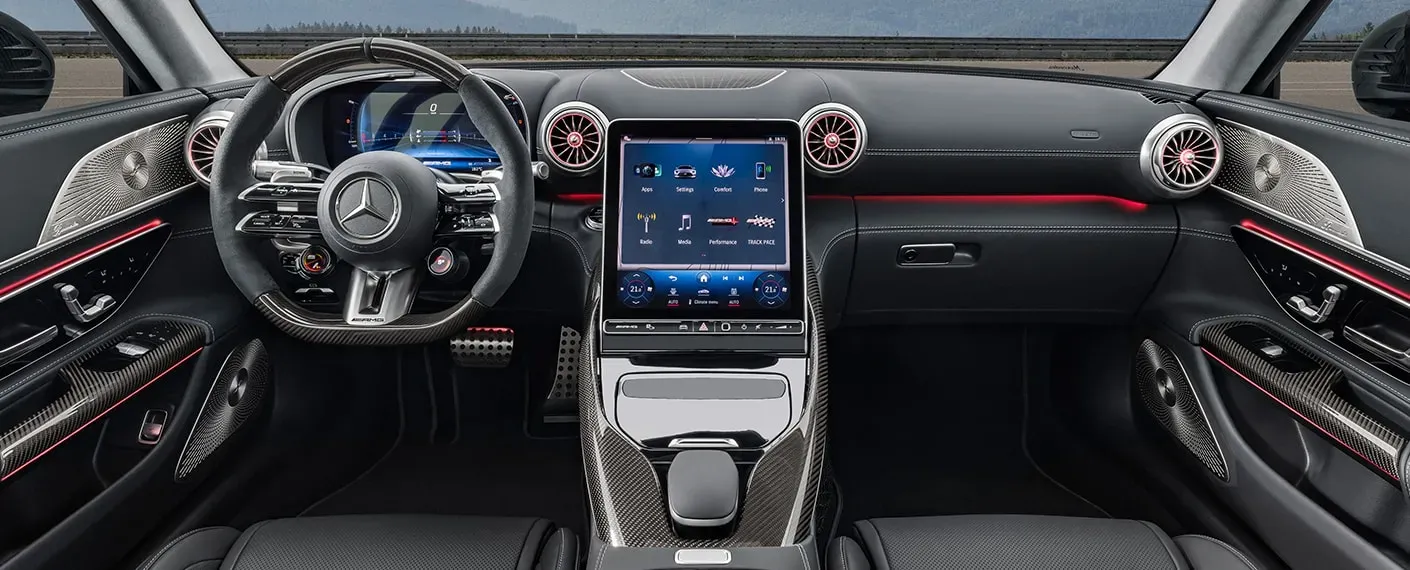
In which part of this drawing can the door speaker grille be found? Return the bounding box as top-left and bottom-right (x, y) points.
(176, 339), (270, 481)
(1134, 339), (1228, 479)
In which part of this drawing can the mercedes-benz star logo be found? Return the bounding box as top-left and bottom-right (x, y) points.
(335, 178), (399, 239)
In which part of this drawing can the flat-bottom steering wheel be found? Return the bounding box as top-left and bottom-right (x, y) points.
(210, 38), (532, 345)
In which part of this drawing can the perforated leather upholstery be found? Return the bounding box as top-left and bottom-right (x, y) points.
(138, 514), (577, 570)
(828, 515), (1259, 570)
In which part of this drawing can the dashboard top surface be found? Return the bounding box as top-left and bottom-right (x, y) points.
(274, 63), (1201, 202)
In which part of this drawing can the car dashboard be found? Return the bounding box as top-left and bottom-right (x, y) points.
(262, 64), (1206, 327)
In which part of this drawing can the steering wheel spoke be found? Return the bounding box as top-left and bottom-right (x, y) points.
(344, 267), (421, 326)
(235, 179), (327, 238)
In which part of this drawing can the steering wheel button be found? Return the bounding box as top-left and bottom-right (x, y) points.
(428, 248), (455, 276)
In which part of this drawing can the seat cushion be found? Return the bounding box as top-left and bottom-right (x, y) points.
(139, 514), (576, 570)
(829, 515), (1259, 570)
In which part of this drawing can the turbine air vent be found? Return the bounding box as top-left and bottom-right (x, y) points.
(1141, 114), (1221, 199)
(802, 104), (866, 175)
(185, 120), (225, 185)
(543, 103), (605, 175)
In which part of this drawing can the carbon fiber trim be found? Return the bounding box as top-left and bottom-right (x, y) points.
(254, 292), (488, 346)
(1212, 119), (1362, 247)
(0, 321), (205, 481)
(1200, 321), (1403, 481)
(39, 117), (196, 246)
(175, 339), (270, 481)
(580, 254), (828, 547)
(1134, 340), (1228, 480)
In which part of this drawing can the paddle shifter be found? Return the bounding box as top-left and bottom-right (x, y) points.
(667, 450), (740, 534)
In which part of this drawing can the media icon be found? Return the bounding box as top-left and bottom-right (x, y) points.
(711, 164), (735, 178)
(678, 214), (691, 231)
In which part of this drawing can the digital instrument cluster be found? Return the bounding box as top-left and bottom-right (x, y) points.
(323, 80), (530, 173)
(602, 120), (805, 323)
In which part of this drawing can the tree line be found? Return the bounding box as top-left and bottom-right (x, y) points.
(255, 22), (503, 34)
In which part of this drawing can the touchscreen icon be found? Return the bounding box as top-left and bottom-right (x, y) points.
(746, 215), (776, 229)
(636, 212), (656, 232)
(755, 162), (771, 179)
(634, 163), (660, 178)
(678, 214), (691, 231)
(674, 165), (697, 179)
(711, 164), (735, 178)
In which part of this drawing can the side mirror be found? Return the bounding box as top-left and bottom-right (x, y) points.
(1354, 11), (1410, 119)
(0, 11), (55, 117)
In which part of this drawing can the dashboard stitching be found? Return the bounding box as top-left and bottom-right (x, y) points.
(0, 92), (204, 141)
(1205, 95), (1410, 148)
(0, 313), (214, 402)
(1181, 229), (1236, 243)
(533, 225), (591, 276)
(1189, 313), (1410, 410)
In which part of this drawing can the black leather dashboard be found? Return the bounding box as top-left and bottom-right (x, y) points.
(267, 63), (1210, 325)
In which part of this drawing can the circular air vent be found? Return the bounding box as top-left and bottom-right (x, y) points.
(185, 119), (225, 185)
(801, 103), (866, 175)
(542, 102), (605, 175)
(1141, 114), (1221, 198)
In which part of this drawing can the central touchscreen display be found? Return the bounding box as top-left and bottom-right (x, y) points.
(603, 120), (804, 321)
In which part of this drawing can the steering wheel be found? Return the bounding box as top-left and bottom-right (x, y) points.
(210, 38), (532, 345)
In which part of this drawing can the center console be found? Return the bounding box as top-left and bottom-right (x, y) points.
(580, 119), (826, 569)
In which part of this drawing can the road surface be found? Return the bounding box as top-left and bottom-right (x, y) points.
(45, 58), (1361, 116)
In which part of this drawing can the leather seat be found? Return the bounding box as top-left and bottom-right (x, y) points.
(829, 515), (1260, 570)
(138, 514), (576, 570)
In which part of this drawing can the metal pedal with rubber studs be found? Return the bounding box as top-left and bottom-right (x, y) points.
(450, 327), (514, 368)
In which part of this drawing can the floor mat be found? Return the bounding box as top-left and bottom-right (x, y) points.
(302, 347), (586, 535)
(828, 326), (1109, 525)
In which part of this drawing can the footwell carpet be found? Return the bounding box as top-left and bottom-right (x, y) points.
(302, 349), (586, 536)
(827, 327), (1110, 525)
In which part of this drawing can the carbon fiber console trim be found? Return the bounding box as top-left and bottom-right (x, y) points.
(254, 292), (488, 346)
(39, 117), (197, 246)
(580, 254), (828, 547)
(0, 321), (206, 481)
(1199, 321), (1403, 481)
(176, 338), (270, 480)
(1212, 119), (1362, 248)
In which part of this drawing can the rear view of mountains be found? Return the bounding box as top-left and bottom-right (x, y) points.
(5, 0), (1406, 37)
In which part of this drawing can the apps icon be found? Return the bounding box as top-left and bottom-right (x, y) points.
(634, 163), (660, 178)
(674, 165), (697, 179)
(711, 164), (735, 178)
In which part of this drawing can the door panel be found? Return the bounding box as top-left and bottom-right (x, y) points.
(1135, 91), (1410, 569)
(0, 85), (262, 570)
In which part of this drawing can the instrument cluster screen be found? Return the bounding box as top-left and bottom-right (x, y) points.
(324, 81), (529, 173)
(603, 120), (804, 321)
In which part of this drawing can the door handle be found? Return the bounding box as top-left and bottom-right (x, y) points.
(1288, 284), (1346, 324)
(1344, 324), (1410, 372)
(55, 283), (115, 324)
(0, 325), (59, 367)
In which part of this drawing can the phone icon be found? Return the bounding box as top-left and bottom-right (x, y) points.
(755, 162), (769, 179)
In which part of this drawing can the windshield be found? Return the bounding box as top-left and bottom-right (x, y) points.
(193, 1), (1216, 37)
